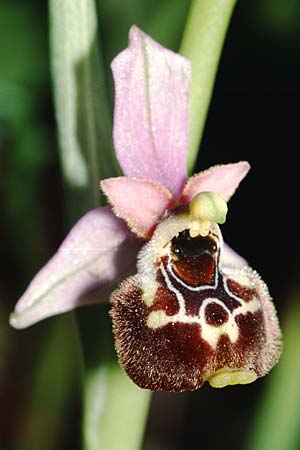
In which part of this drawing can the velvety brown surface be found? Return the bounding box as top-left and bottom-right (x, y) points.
(227, 279), (256, 303)
(204, 302), (229, 326)
(111, 276), (268, 392)
(149, 267), (180, 316)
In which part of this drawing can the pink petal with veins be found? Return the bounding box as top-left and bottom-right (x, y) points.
(181, 162), (250, 204)
(101, 177), (175, 238)
(112, 25), (191, 199)
(10, 207), (141, 329)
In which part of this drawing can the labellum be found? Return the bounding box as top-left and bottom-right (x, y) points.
(111, 193), (281, 391)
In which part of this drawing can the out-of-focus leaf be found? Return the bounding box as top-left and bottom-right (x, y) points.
(49, 0), (117, 212)
(0, 2), (48, 85)
(255, 0), (300, 38)
(245, 294), (300, 450)
(0, 81), (35, 126)
(13, 316), (82, 450)
(98, 0), (190, 56)
(0, 1), (52, 277)
(143, 0), (191, 49)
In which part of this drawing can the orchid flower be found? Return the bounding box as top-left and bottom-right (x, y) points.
(10, 26), (281, 392)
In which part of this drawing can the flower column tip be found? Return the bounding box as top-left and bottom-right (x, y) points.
(189, 191), (228, 237)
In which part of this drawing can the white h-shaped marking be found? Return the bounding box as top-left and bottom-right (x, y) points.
(146, 263), (261, 349)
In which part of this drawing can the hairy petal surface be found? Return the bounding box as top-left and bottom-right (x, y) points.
(10, 207), (141, 329)
(181, 162), (250, 204)
(112, 25), (191, 199)
(101, 177), (175, 238)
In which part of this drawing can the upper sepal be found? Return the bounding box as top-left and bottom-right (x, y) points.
(111, 25), (191, 199)
(10, 206), (141, 329)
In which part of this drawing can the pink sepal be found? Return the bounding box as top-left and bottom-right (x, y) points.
(10, 207), (141, 329)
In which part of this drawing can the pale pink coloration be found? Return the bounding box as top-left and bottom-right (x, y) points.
(10, 207), (141, 329)
(112, 26), (191, 199)
(101, 177), (175, 238)
(180, 162), (250, 204)
(221, 242), (248, 268)
(102, 162), (249, 239)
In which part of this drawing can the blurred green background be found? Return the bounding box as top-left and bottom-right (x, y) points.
(1, 0), (300, 449)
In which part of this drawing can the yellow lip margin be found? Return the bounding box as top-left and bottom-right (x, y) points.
(207, 368), (257, 388)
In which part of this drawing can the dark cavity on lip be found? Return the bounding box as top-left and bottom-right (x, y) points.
(170, 230), (218, 287)
(171, 229), (217, 259)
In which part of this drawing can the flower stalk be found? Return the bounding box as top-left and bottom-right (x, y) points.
(180, 0), (238, 173)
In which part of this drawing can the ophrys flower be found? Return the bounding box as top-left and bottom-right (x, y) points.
(10, 26), (281, 391)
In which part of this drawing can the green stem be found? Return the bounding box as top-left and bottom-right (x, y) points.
(244, 295), (300, 450)
(84, 369), (150, 450)
(79, 305), (151, 450)
(180, 0), (237, 173)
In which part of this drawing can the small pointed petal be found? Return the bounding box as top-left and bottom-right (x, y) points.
(101, 177), (175, 238)
(10, 207), (141, 329)
(111, 25), (191, 198)
(181, 162), (250, 204)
